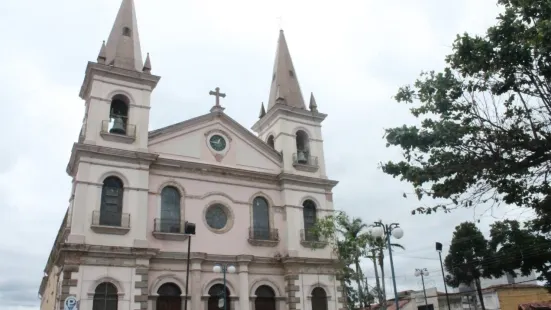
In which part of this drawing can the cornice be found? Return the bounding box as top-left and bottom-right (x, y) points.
(252, 104), (327, 132)
(66, 143), (159, 176)
(148, 111), (282, 163)
(151, 158), (279, 185)
(79, 62), (161, 99)
(278, 173), (339, 190)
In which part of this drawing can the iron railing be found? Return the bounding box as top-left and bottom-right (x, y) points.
(300, 228), (323, 242)
(249, 227), (279, 241)
(154, 219), (187, 234)
(92, 210), (130, 228)
(101, 119), (136, 137)
(292, 152), (319, 166)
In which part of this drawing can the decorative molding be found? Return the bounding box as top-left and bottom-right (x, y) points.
(247, 238), (279, 247)
(152, 231), (189, 241)
(148, 110), (282, 163)
(67, 142), (158, 176)
(204, 129), (233, 142)
(202, 278), (237, 295)
(149, 274), (186, 296)
(251, 103), (327, 132)
(301, 240), (329, 249)
(202, 201), (235, 234)
(98, 170), (130, 186)
(100, 131), (136, 144)
(87, 277), (125, 298)
(293, 163), (319, 173)
(249, 278), (283, 297)
(105, 89), (136, 106)
(79, 62), (160, 100)
(90, 225), (130, 235)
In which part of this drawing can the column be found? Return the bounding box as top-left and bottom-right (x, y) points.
(237, 255), (252, 310)
(191, 260), (202, 310)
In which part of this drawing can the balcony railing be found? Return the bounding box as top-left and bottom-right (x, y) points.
(153, 219), (190, 241)
(91, 210), (130, 235)
(100, 119), (136, 143)
(292, 152), (319, 172)
(248, 227), (279, 247)
(300, 229), (327, 248)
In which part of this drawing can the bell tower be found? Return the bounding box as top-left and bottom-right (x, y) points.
(252, 30), (328, 179)
(78, 0), (160, 152)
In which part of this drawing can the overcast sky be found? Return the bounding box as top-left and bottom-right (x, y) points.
(0, 0), (534, 309)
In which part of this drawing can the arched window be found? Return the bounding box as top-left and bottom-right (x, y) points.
(302, 200), (317, 241)
(100, 177), (124, 226)
(252, 197), (270, 240)
(311, 287), (328, 310)
(109, 95), (129, 135)
(157, 283), (182, 310)
(255, 285), (276, 310)
(93, 282), (118, 310)
(160, 186), (181, 233)
(208, 284), (231, 310)
(295, 130), (309, 164)
(267, 135), (275, 148)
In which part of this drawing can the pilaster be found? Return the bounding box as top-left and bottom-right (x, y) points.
(284, 265), (301, 310)
(238, 255), (253, 310)
(191, 259), (203, 310)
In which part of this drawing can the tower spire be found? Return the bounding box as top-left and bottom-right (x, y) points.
(266, 30), (306, 111)
(103, 0), (143, 71)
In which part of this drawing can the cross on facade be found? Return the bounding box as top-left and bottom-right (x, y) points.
(209, 87), (226, 107)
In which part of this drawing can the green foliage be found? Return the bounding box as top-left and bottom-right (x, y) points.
(382, 0), (551, 289)
(444, 222), (491, 287)
(311, 212), (374, 309)
(488, 219), (551, 287)
(382, 0), (551, 218)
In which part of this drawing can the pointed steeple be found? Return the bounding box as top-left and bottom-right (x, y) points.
(267, 30), (306, 111)
(97, 41), (107, 64)
(259, 102), (266, 118)
(143, 53), (152, 73)
(103, 0), (143, 71)
(309, 92), (318, 112)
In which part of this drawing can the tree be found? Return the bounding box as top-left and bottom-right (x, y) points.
(369, 234), (404, 307)
(312, 212), (377, 309)
(445, 222), (492, 310)
(488, 220), (551, 286)
(380, 0), (551, 287)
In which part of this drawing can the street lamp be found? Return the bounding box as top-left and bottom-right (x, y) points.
(436, 242), (451, 310)
(183, 221), (196, 310)
(369, 221), (404, 310)
(212, 264), (236, 310)
(414, 268), (429, 306)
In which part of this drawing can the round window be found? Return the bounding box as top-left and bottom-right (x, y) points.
(205, 204), (228, 230)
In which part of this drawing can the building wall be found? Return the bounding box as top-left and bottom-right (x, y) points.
(40, 265), (60, 310)
(497, 287), (551, 310)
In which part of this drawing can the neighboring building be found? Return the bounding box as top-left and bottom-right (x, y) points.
(38, 1), (343, 310)
(489, 284), (551, 310)
(478, 272), (538, 289)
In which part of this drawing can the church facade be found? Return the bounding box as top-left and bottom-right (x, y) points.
(38, 1), (343, 310)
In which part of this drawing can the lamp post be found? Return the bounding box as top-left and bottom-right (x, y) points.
(436, 242), (451, 310)
(183, 221), (196, 310)
(414, 268), (429, 306)
(369, 221), (404, 310)
(213, 264), (236, 310)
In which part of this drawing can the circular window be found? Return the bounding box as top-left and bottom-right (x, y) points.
(205, 204), (228, 230)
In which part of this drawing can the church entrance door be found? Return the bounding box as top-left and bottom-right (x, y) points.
(254, 285), (276, 310)
(208, 284), (231, 310)
(156, 283), (182, 310)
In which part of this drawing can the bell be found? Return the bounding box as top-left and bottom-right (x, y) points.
(297, 151), (308, 164)
(109, 117), (126, 135)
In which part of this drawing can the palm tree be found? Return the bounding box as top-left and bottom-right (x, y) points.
(371, 236), (405, 309)
(335, 214), (370, 308)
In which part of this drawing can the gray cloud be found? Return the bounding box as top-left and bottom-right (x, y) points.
(0, 0), (512, 308)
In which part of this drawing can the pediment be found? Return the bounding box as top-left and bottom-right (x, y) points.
(148, 111), (282, 172)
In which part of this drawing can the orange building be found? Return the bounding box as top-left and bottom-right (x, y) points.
(488, 284), (551, 310)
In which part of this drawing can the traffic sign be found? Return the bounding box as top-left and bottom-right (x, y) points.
(64, 296), (78, 310)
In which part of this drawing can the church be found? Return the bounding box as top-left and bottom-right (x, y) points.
(38, 1), (343, 310)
